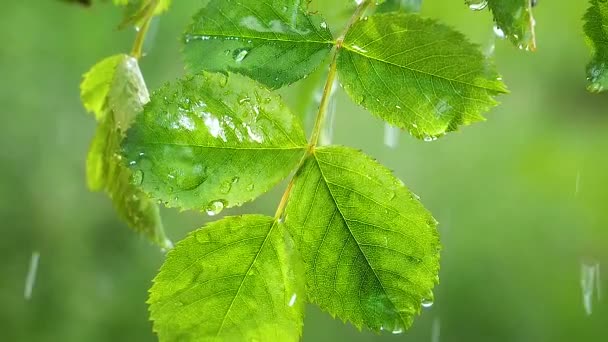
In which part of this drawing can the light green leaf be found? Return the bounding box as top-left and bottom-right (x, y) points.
(122, 72), (307, 213)
(337, 13), (507, 140)
(149, 215), (305, 342)
(284, 146), (440, 332)
(183, 0), (334, 89)
(584, 0), (608, 92)
(482, 0), (537, 51)
(114, 0), (172, 29)
(81, 55), (169, 248)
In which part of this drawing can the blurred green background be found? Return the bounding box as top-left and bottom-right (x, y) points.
(1, 0), (607, 341)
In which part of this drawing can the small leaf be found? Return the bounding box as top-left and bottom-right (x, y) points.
(337, 13), (507, 140)
(122, 72), (308, 212)
(149, 215), (305, 342)
(584, 0), (608, 92)
(284, 146), (440, 332)
(183, 0), (334, 89)
(81, 55), (169, 248)
(474, 0), (537, 51)
(114, 0), (172, 29)
(377, 0), (420, 13)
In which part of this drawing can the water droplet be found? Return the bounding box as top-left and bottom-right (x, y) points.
(131, 170), (144, 185)
(467, 0), (488, 11)
(233, 48), (249, 63)
(220, 179), (234, 194)
(205, 200), (225, 216)
(247, 183), (255, 191)
(422, 298), (434, 308)
(320, 21), (327, 29)
(493, 25), (506, 39)
(288, 293), (297, 307)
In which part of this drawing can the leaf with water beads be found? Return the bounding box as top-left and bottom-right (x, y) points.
(149, 215), (305, 342)
(584, 0), (608, 92)
(467, 0), (537, 51)
(81, 54), (170, 248)
(122, 72), (308, 213)
(336, 13), (507, 140)
(284, 146), (440, 332)
(183, 0), (334, 89)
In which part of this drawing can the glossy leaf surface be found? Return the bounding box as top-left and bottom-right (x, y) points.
(284, 146), (440, 332)
(584, 0), (608, 92)
(123, 72), (307, 212)
(485, 0), (537, 51)
(183, 0), (334, 89)
(149, 215), (305, 342)
(81, 55), (169, 247)
(337, 13), (507, 140)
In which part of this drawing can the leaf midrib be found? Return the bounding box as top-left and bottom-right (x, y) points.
(187, 32), (335, 46)
(135, 140), (307, 151)
(340, 44), (504, 93)
(311, 154), (406, 328)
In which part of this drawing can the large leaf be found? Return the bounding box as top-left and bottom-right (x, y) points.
(337, 13), (507, 140)
(123, 72), (307, 213)
(81, 54), (169, 248)
(149, 215), (305, 342)
(183, 0), (334, 89)
(584, 0), (608, 92)
(485, 0), (537, 51)
(284, 146), (440, 332)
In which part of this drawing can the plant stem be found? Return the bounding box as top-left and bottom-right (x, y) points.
(131, 0), (159, 60)
(308, 0), (373, 147)
(274, 0), (374, 220)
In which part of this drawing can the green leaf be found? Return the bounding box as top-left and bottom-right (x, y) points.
(337, 13), (508, 140)
(149, 215), (305, 342)
(584, 0), (608, 92)
(114, 0), (172, 29)
(483, 0), (537, 51)
(81, 55), (169, 248)
(377, 0), (420, 13)
(284, 146), (440, 332)
(183, 0), (334, 89)
(122, 72), (308, 213)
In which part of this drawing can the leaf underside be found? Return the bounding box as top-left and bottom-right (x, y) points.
(584, 0), (608, 92)
(149, 215), (305, 342)
(284, 146), (440, 332)
(183, 0), (334, 89)
(81, 54), (168, 247)
(122, 72), (307, 212)
(337, 13), (507, 140)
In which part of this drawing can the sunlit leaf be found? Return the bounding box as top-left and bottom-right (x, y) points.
(284, 146), (440, 332)
(584, 0), (608, 92)
(113, 0), (172, 28)
(81, 54), (169, 248)
(149, 215), (305, 342)
(122, 72), (307, 213)
(482, 0), (537, 51)
(337, 13), (507, 140)
(183, 0), (334, 89)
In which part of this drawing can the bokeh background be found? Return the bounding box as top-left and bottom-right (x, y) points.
(1, 1), (607, 341)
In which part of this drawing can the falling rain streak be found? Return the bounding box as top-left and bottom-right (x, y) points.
(431, 316), (441, 342)
(384, 123), (400, 148)
(320, 79), (339, 146)
(24, 251), (40, 300)
(580, 261), (601, 316)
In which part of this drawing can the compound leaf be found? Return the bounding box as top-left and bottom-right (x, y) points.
(122, 72), (307, 213)
(337, 13), (507, 140)
(584, 0), (608, 92)
(149, 215), (305, 342)
(183, 0), (334, 89)
(81, 54), (169, 248)
(284, 146), (440, 332)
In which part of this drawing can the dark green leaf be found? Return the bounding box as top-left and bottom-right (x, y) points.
(81, 55), (169, 248)
(123, 72), (308, 213)
(284, 146), (440, 332)
(183, 0), (334, 89)
(149, 215), (305, 342)
(337, 13), (507, 140)
(584, 0), (608, 92)
(377, 0), (420, 13)
(481, 0), (537, 51)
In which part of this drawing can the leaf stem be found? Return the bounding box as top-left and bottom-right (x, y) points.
(131, 0), (159, 60)
(308, 0), (373, 147)
(275, 0), (374, 221)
